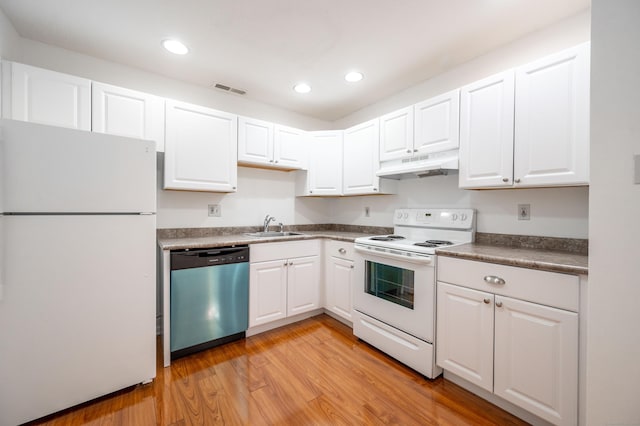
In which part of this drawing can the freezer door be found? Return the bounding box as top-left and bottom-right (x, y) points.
(0, 119), (156, 213)
(0, 215), (156, 426)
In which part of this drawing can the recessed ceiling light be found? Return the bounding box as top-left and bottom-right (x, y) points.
(293, 83), (311, 94)
(345, 71), (364, 82)
(162, 39), (189, 55)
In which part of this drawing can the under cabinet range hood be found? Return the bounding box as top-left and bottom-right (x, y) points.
(376, 150), (459, 180)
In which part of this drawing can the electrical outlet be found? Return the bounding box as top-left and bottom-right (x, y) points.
(365, 206), (370, 217)
(518, 204), (530, 221)
(208, 204), (221, 217)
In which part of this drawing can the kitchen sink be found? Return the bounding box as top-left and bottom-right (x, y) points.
(244, 231), (305, 238)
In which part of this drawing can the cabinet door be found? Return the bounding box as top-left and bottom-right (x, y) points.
(514, 43), (590, 187)
(237, 116), (274, 166)
(287, 255), (321, 317)
(414, 89), (460, 155)
(459, 70), (515, 188)
(3, 62), (91, 130)
(494, 296), (578, 426)
(307, 131), (343, 196)
(325, 256), (353, 321)
(436, 282), (494, 392)
(164, 100), (237, 192)
(249, 260), (288, 327)
(343, 119), (380, 195)
(379, 106), (414, 161)
(92, 82), (165, 151)
(274, 124), (307, 169)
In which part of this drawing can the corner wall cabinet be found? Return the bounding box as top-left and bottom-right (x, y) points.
(459, 43), (590, 189)
(2, 61), (91, 131)
(436, 256), (579, 426)
(297, 131), (343, 196)
(238, 116), (307, 170)
(92, 82), (165, 152)
(249, 240), (321, 327)
(164, 100), (238, 192)
(343, 119), (397, 195)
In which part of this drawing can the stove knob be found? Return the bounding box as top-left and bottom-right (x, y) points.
(396, 212), (403, 219)
(461, 213), (468, 221)
(451, 213), (458, 221)
(403, 213), (409, 219)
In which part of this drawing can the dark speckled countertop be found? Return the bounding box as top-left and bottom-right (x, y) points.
(157, 224), (393, 251)
(436, 243), (588, 275)
(157, 230), (369, 251)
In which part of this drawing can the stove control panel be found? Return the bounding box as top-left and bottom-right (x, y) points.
(394, 208), (475, 229)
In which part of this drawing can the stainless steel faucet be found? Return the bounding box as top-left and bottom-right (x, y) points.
(263, 215), (276, 232)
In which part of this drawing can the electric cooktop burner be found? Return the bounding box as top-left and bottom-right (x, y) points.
(370, 235), (406, 241)
(414, 239), (454, 248)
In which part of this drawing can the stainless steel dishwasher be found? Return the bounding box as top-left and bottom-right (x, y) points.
(170, 246), (249, 359)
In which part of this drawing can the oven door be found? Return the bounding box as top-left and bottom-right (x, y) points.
(353, 245), (435, 342)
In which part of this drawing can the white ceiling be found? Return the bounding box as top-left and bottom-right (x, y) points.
(0, 0), (590, 121)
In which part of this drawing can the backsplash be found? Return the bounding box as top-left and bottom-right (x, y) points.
(476, 232), (588, 255)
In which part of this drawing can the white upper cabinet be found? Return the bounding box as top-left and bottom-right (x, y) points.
(414, 89), (460, 155)
(273, 124), (307, 169)
(514, 43), (590, 187)
(2, 61), (91, 131)
(459, 43), (590, 189)
(238, 116), (307, 170)
(343, 119), (397, 195)
(298, 131), (343, 196)
(238, 116), (273, 165)
(164, 100), (238, 192)
(379, 106), (414, 162)
(92, 82), (165, 151)
(459, 70), (516, 188)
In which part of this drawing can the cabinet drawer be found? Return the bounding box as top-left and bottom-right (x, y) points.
(437, 256), (579, 312)
(250, 239), (320, 263)
(325, 240), (354, 260)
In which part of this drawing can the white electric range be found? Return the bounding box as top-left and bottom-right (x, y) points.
(352, 208), (476, 378)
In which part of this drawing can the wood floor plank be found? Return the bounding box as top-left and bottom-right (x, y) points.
(29, 314), (529, 426)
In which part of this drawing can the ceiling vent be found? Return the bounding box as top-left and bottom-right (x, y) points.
(213, 83), (246, 95)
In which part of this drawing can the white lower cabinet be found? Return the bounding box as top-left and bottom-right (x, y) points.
(436, 256), (579, 426)
(249, 240), (321, 327)
(324, 240), (354, 322)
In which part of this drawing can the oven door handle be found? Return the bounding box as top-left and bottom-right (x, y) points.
(354, 245), (433, 265)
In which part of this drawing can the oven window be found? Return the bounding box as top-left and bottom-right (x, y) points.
(365, 261), (414, 309)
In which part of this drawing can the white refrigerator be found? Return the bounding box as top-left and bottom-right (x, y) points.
(0, 119), (157, 425)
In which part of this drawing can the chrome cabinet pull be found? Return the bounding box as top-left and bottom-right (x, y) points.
(338, 248), (346, 254)
(350, 265), (354, 269)
(496, 301), (503, 308)
(502, 177), (509, 182)
(514, 178), (521, 183)
(483, 298), (490, 304)
(484, 275), (506, 285)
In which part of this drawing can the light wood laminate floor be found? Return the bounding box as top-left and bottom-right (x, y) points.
(30, 314), (527, 425)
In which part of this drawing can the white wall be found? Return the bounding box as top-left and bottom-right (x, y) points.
(330, 176), (589, 238)
(157, 160), (331, 228)
(587, 1), (640, 424)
